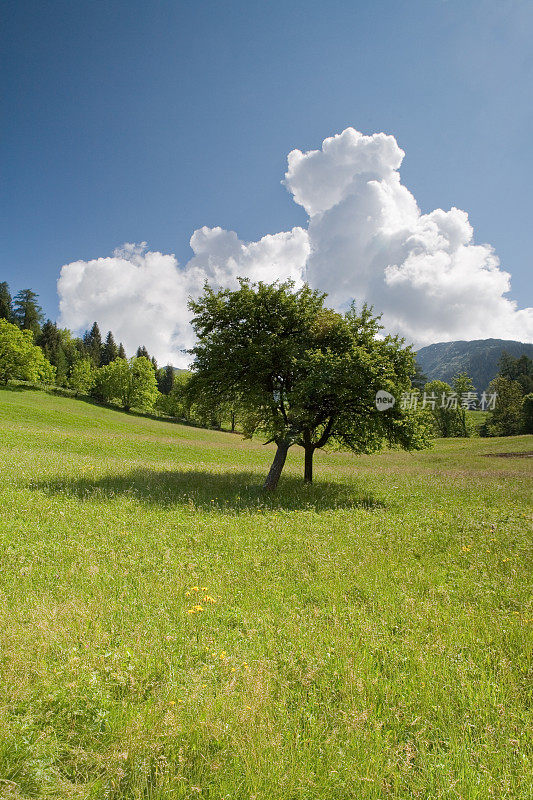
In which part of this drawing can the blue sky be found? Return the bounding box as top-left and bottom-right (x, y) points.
(1, 0), (532, 346)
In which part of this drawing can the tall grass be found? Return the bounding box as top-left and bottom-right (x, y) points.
(0, 389), (531, 799)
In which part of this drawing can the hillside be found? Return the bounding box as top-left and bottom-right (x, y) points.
(416, 338), (533, 391)
(0, 388), (532, 798)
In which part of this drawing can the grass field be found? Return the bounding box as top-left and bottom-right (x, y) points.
(0, 388), (531, 799)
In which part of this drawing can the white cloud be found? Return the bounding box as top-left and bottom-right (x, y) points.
(58, 229), (309, 366)
(57, 243), (204, 366)
(188, 225), (309, 288)
(57, 127), (533, 363)
(285, 128), (533, 345)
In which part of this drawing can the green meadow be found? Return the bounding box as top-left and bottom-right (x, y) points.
(0, 388), (531, 799)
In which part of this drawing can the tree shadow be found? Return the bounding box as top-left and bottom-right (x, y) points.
(34, 468), (385, 513)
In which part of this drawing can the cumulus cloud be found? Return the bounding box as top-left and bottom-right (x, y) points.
(58, 229), (309, 366)
(285, 128), (533, 345)
(57, 127), (532, 364)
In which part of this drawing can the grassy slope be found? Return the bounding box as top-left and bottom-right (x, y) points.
(0, 388), (531, 800)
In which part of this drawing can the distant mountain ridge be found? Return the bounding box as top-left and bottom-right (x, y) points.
(415, 339), (533, 392)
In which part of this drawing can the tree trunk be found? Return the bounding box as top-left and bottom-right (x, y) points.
(304, 445), (314, 483)
(263, 440), (290, 491)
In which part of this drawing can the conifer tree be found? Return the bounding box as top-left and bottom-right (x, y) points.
(101, 330), (119, 365)
(0, 282), (13, 322)
(117, 342), (127, 359)
(83, 322), (103, 366)
(157, 364), (175, 395)
(13, 289), (43, 336)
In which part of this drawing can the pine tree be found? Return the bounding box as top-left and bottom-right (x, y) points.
(157, 364), (175, 395)
(136, 345), (150, 360)
(0, 282), (13, 321)
(118, 342), (127, 359)
(83, 322), (103, 366)
(101, 330), (119, 365)
(37, 320), (61, 361)
(151, 355), (158, 371)
(13, 289), (43, 336)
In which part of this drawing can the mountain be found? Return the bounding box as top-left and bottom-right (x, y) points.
(415, 339), (533, 392)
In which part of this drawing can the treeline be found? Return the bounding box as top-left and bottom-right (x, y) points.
(0, 281), (234, 426)
(1, 281), (532, 435)
(481, 352), (533, 436)
(418, 355), (533, 437)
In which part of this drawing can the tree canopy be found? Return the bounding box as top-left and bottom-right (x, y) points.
(0, 282), (13, 322)
(94, 356), (158, 412)
(0, 319), (55, 385)
(13, 289), (44, 336)
(188, 280), (430, 489)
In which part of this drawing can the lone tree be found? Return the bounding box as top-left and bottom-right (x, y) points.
(187, 280), (430, 490)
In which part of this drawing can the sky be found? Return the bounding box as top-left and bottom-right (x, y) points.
(2, 0), (532, 363)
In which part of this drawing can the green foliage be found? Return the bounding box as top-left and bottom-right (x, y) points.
(421, 374), (475, 438)
(156, 370), (191, 418)
(94, 356), (159, 412)
(452, 371), (475, 437)
(0, 281), (13, 322)
(422, 379), (459, 437)
(522, 394), (533, 434)
(36, 320), (71, 385)
(0, 318), (55, 384)
(482, 375), (527, 436)
(498, 351), (533, 395)
(188, 280), (430, 487)
(83, 322), (103, 367)
(68, 357), (95, 396)
(157, 364), (175, 395)
(410, 360), (427, 390)
(481, 353), (533, 436)
(13, 289), (44, 336)
(117, 342), (127, 359)
(101, 330), (119, 365)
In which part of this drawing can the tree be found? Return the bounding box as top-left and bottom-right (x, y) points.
(452, 372), (475, 437)
(13, 289), (43, 336)
(136, 345), (150, 360)
(411, 360), (427, 390)
(101, 331), (118, 365)
(37, 320), (70, 385)
(94, 356), (158, 412)
(483, 376), (525, 436)
(83, 322), (103, 367)
(522, 394), (533, 435)
(68, 357), (94, 396)
(157, 364), (175, 395)
(156, 371), (191, 418)
(0, 319), (55, 384)
(498, 352), (533, 395)
(188, 280), (430, 490)
(117, 342), (127, 359)
(0, 282), (13, 322)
